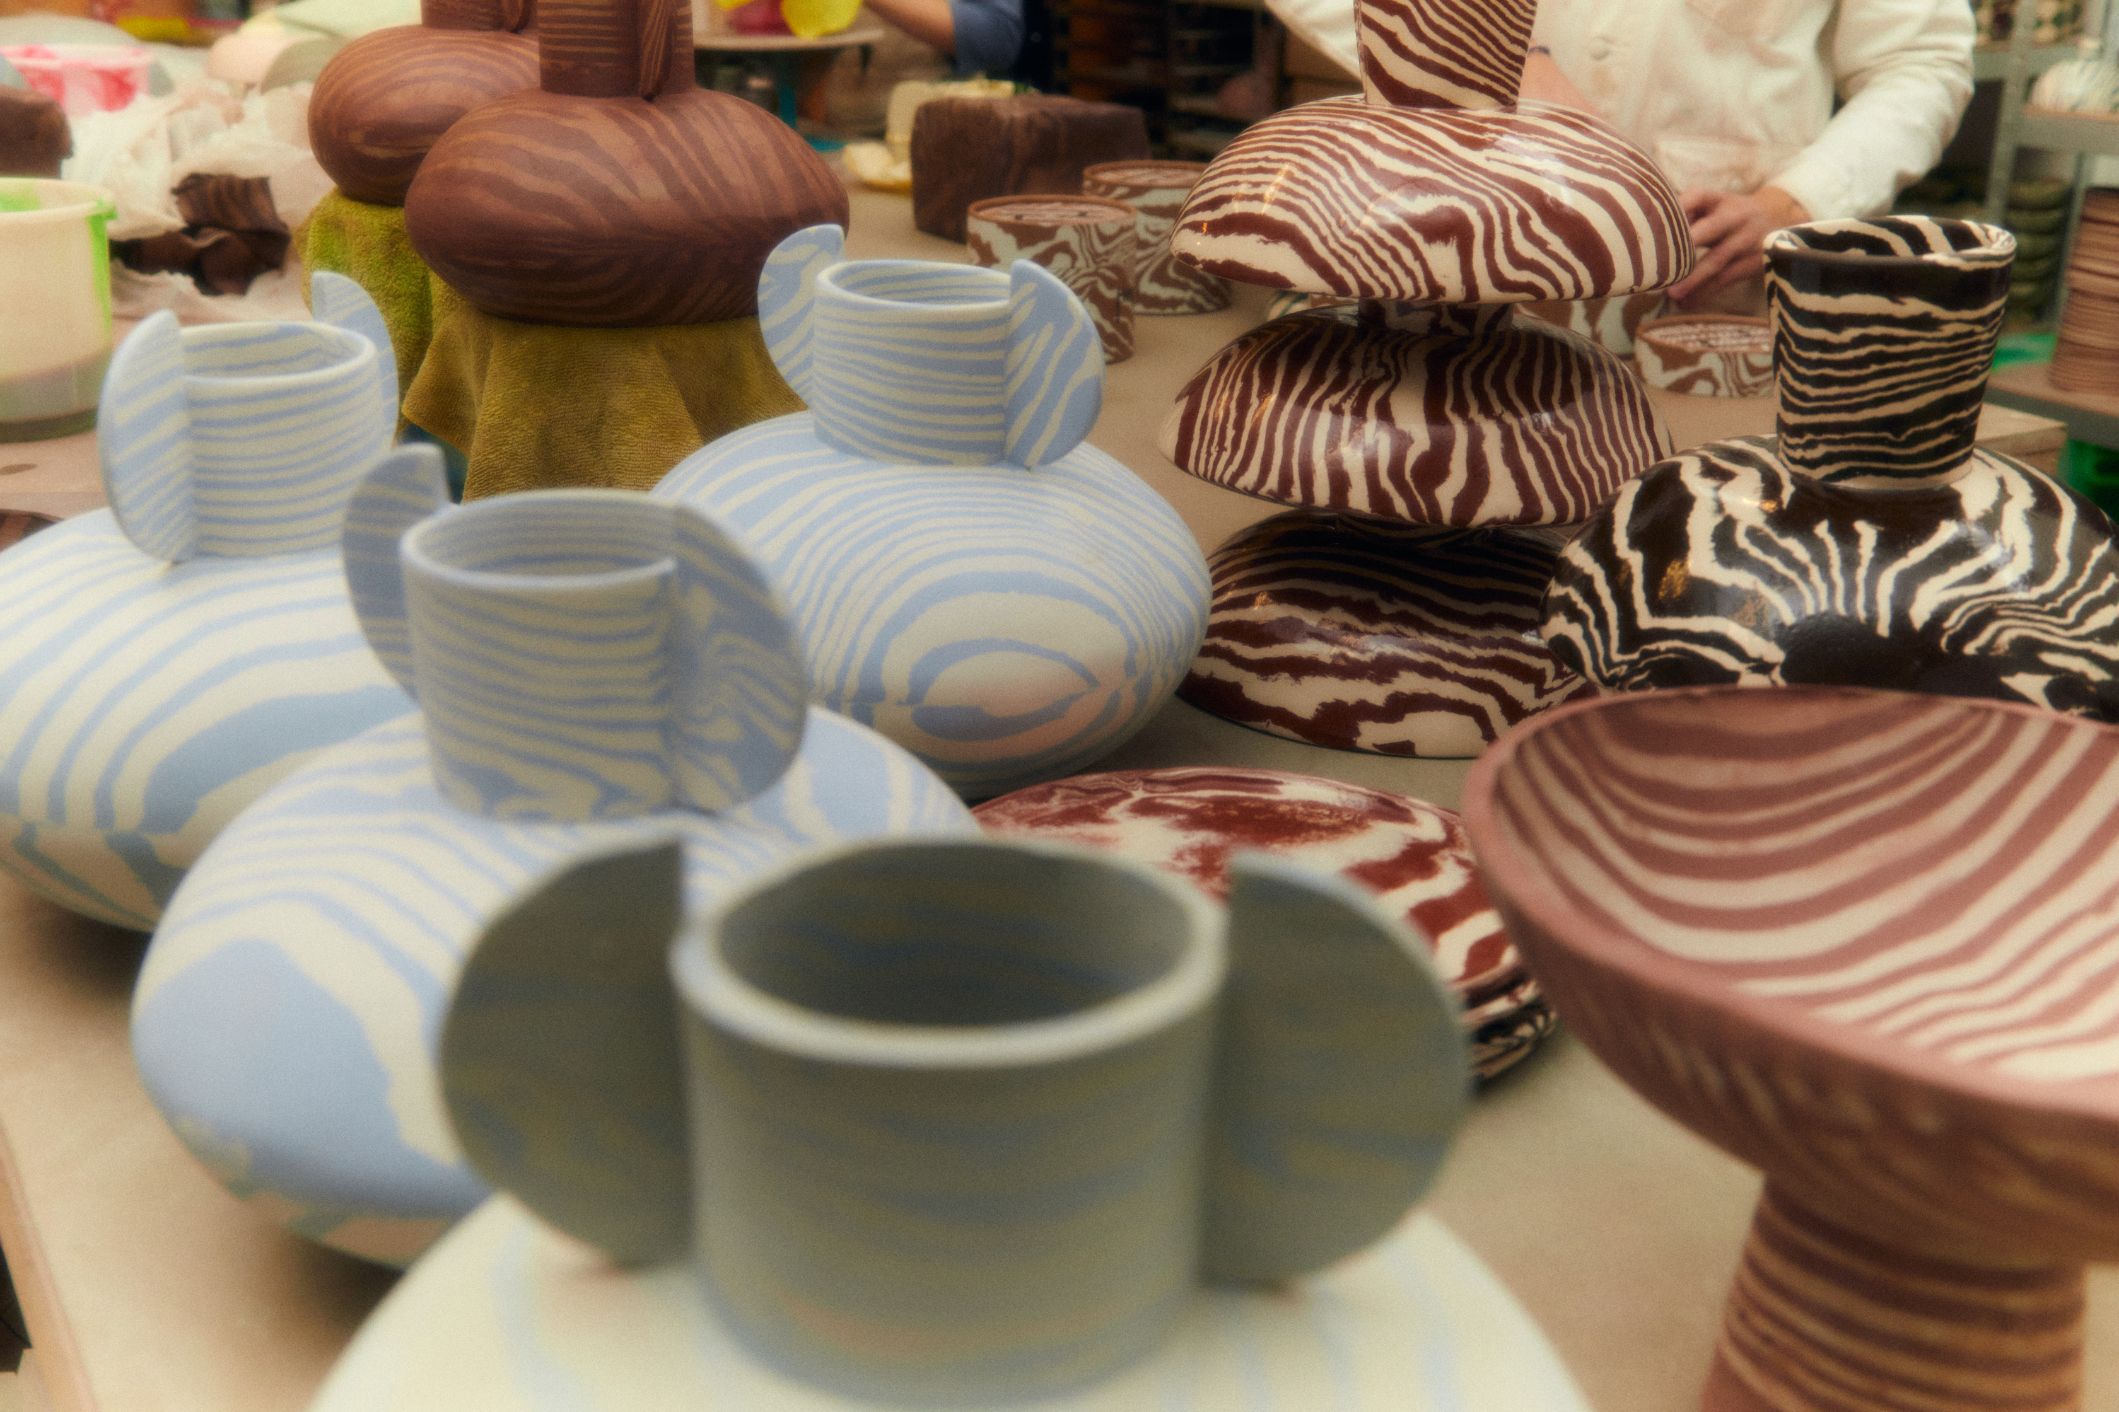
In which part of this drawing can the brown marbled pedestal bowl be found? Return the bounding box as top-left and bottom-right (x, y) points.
(1464, 685), (2119, 1412)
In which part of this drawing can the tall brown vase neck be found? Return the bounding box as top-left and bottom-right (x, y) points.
(538, 0), (693, 99)
(1766, 216), (2012, 488)
(1355, 0), (1532, 110)
(422, 0), (534, 33)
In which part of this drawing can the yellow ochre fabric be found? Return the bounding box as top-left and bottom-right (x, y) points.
(298, 190), (433, 411)
(402, 282), (802, 499)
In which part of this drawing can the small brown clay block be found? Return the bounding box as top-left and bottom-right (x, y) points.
(0, 87), (69, 178)
(174, 172), (287, 238)
(912, 95), (1150, 242)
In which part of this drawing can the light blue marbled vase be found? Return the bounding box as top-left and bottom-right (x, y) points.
(0, 274), (412, 929)
(430, 836), (1471, 1407)
(131, 450), (976, 1266)
(655, 225), (1210, 801)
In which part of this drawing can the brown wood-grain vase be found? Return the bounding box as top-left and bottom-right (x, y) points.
(307, 0), (543, 208)
(403, 0), (849, 327)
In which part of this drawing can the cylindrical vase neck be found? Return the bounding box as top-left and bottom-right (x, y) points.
(400, 493), (688, 822)
(1355, 0), (1533, 110)
(178, 322), (389, 559)
(811, 260), (1019, 466)
(1767, 217), (2013, 489)
(537, 0), (690, 98)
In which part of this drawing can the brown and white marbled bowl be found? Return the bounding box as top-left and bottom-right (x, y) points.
(975, 766), (1554, 1079)
(1634, 315), (1774, 398)
(1082, 160), (1230, 316)
(966, 194), (1138, 363)
(1464, 684), (2119, 1412)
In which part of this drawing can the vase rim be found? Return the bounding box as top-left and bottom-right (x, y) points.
(401, 488), (674, 595)
(816, 258), (1011, 313)
(672, 837), (1226, 1070)
(178, 320), (374, 394)
(1765, 216), (2015, 272)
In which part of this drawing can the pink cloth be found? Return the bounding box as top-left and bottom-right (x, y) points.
(2, 44), (151, 117)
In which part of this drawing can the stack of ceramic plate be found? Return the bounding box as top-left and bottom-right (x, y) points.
(2052, 188), (2119, 395)
(974, 768), (1558, 1081)
(2009, 177), (2073, 320)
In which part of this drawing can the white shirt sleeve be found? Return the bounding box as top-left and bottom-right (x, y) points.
(1768, 0), (1976, 220)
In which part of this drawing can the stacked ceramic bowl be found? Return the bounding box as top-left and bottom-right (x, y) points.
(2052, 187), (2119, 395)
(2007, 177), (2073, 320)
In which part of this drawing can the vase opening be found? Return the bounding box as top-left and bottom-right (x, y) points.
(1355, 0), (1534, 111)
(401, 492), (698, 823)
(1766, 216), (2013, 489)
(173, 321), (390, 560)
(821, 260), (1009, 311)
(809, 262), (1019, 466)
(406, 489), (673, 585)
(687, 843), (1221, 1053)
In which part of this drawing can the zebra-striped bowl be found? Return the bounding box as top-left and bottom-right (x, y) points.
(1465, 685), (2119, 1412)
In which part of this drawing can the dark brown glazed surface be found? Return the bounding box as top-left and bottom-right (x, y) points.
(403, 0), (847, 325)
(307, 0), (540, 207)
(1182, 512), (1584, 758)
(910, 95), (1150, 243)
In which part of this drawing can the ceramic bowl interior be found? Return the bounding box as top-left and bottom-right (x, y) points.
(1766, 214), (2015, 270)
(1473, 688), (2119, 1136)
(702, 842), (1208, 1033)
(179, 321), (369, 382)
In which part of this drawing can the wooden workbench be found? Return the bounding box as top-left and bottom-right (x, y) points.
(0, 180), (2102, 1412)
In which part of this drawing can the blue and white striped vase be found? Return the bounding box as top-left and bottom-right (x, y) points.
(654, 225), (1211, 800)
(131, 448), (975, 1265)
(0, 274), (412, 929)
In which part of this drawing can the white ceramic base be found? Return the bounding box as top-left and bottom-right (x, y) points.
(311, 1197), (1591, 1411)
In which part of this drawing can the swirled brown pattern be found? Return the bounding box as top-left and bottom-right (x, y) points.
(308, 25), (541, 206)
(1542, 437), (2119, 720)
(404, 89), (848, 326)
(1080, 161), (1230, 315)
(1181, 512), (1585, 758)
(1170, 97), (1691, 306)
(966, 196), (1137, 363)
(973, 765), (1553, 1079)
(1632, 316), (1773, 397)
(1713, 1189), (2085, 1412)
(1160, 303), (1671, 524)
(1465, 686), (2119, 1412)
(1356, 0), (1533, 111)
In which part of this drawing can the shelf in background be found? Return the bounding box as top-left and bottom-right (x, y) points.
(1974, 40), (2088, 82)
(1990, 358), (2119, 447)
(2017, 109), (2119, 157)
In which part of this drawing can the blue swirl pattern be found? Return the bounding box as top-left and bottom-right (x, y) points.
(131, 711), (974, 1265)
(657, 418), (1209, 798)
(0, 283), (410, 928)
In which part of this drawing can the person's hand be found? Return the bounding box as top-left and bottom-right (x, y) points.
(1668, 186), (1810, 306)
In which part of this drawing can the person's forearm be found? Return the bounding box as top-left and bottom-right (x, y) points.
(863, 0), (957, 54)
(1771, 0), (1973, 219)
